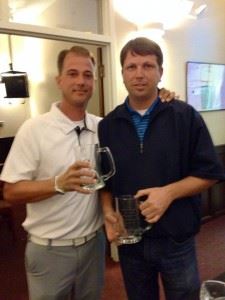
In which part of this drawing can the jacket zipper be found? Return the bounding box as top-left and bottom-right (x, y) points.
(140, 142), (144, 154)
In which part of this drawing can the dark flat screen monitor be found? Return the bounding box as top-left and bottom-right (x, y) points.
(1, 72), (29, 98)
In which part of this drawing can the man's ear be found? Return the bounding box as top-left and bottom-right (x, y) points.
(121, 69), (125, 83)
(55, 75), (61, 88)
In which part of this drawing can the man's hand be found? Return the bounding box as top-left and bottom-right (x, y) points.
(3, 161), (98, 204)
(55, 160), (96, 194)
(159, 87), (179, 102)
(104, 211), (127, 242)
(135, 177), (216, 223)
(135, 187), (173, 223)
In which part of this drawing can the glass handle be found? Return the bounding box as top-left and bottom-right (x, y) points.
(99, 147), (116, 181)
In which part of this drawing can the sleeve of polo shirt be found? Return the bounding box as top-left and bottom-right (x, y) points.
(1, 119), (40, 183)
(188, 110), (225, 181)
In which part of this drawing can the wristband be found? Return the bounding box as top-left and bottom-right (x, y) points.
(54, 176), (65, 194)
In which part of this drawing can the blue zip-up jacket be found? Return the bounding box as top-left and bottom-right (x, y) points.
(98, 99), (225, 241)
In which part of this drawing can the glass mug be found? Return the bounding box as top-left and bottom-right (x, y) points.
(75, 144), (116, 191)
(115, 194), (152, 245)
(200, 280), (225, 300)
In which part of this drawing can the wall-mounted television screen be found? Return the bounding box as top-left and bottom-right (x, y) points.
(186, 61), (225, 112)
(1, 71), (29, 98)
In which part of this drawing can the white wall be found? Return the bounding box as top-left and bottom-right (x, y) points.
(0, 35), (100, 137)
(0, 0), (224, 144)
(111, 0), (225, 145)
(0, 34), (30, 137)
(0, 0), (101, 138)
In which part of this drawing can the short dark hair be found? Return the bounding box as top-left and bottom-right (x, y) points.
(57, 46), (96, 74)
(120, 37), (163, 67)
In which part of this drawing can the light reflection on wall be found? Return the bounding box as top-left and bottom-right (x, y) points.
(15, 36), (45, 117)
(113, 0), (196, 30)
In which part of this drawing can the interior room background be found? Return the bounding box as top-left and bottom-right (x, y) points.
(0, 1), (225, 298)
(0, 0), (224, 146)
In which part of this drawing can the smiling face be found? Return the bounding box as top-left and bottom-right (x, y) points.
(122, 51), (163, 109)
(56, 52), (95, 109)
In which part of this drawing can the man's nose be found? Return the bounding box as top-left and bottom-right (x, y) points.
(75, 74), (85, 84)
(135, 66), (144, 77)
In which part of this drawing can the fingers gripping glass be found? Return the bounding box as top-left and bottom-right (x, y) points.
(115, 195), (152, 245)
(75, 144), (116, 191)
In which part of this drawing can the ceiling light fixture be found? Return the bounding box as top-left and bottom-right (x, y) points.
(113, 0), (207, 34)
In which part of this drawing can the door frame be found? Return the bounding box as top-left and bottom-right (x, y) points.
(0, 0), (117, 114)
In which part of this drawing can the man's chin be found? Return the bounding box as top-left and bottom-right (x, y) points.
(76, 99), (89, 107)
(132, 90), (148, 98)
(66, 97), (88, 108)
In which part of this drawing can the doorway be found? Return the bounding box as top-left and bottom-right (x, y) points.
(0, 33), (106, 136)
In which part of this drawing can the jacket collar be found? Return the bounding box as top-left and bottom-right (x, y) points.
(113, 96), (169, 120)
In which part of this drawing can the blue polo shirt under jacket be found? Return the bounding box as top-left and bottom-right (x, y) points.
(125, 97), (159, 145)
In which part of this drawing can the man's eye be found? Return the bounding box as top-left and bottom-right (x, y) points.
(68, 72), (77, 77)
(126, 65), (136, 71)
(144, 64), (154, 69)
(84, 73), (93, 79)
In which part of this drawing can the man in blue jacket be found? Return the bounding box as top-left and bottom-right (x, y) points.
(98, 37), (225, 300)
